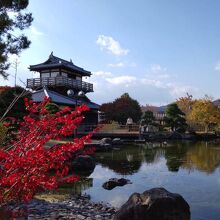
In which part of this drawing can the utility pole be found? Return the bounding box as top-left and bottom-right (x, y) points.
(11, 57), (20, 87)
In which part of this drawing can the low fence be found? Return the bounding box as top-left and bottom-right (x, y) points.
(77, 123), (217, 135)
(97, 123), (139, 133)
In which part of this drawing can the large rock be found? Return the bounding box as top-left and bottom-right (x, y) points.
(112, 138), (123, 145)
(147, 133), (167, 141)
(72, 155), (95, 175)
(96, 143), (112, 152)
(96, 138), (113, 152)
(198, 132), (218, 140)
(113, 187), (190, 220)
(103, 178), (132, 190)
(168, 131), (182, 140)
(182, 132), (197, 140)
(100, 138), (112, 145)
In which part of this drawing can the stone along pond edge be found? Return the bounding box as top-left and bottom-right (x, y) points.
(3, 194), (117, 220)
(3, 187), (190, 220)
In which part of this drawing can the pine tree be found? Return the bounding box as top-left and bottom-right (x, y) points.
(164, 103), (187, 132)
(0, 0), (33, 78)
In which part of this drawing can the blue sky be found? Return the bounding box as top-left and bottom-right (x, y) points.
(1, 0), (220, 105)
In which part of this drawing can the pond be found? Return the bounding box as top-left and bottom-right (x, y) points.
(82, 141), (220, 220)
(2, 141), (220, 219)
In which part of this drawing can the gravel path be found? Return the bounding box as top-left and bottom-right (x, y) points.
(6, 195), (117, 220)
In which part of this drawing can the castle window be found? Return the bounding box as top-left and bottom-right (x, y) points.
(76, 76), (82, 81)
(51, 72), (60, 77)
(41, 72), (50, 78)
(61, 72), (68, 77)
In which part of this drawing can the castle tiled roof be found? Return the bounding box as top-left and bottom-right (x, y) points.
(32, 87), (99, 110)
(29, 52), (91, 77)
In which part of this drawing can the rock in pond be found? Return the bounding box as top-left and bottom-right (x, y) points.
(100, 138), (112, 145)
(103, 178), (132, 190)
(168, 131), (182, 140)
(112, 138), (123, 145)
(96, 143), (113, 152)
(182, 132), (197, 140)
(147, 133), (167, 141)
(72, 155), (95, 175)
(113, 187), (190, 220)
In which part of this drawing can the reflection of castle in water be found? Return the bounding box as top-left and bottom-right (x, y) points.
(95, 145), (143, 175)
(95, 141), (220, 175)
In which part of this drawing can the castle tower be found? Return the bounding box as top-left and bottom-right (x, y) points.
(27, 52), (99, 132)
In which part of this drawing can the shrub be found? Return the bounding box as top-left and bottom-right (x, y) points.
(0, 98), (95, 204)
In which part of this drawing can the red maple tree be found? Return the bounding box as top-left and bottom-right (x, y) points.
(0, 98), (95, 204)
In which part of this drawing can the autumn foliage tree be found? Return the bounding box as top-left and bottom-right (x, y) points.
(0, 98), (95, 204)
(100, 93), (142, 124)
(176, 93), (194, 123)
(188, 97), (220, 132)
(99, 102), (115, 123)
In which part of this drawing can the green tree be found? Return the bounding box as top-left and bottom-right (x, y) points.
(0, 0), (33, 78)
(164, 103), (187, 132)
(0, 86), (30, 120)
(100, 93), (142, 124)
(142, 110), (156, 126)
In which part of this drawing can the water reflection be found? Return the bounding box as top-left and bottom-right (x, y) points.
(94, 145), (143, 175)
(39, 141), (220, 202)
(58, 178), (93, 195)
(37, 178), (93, 200)
(86, 141), (220, 220)
(165, 143), (188, 172)
(183, 141), (220, 173)
(95, 141), (220, 175)
(48, 141), (220, 220)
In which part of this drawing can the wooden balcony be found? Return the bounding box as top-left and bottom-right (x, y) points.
(27, 77), (93, 93)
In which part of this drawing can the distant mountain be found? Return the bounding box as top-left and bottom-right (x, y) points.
(158, 105), (167, 112)
(141, 105), (167, 113)
(142, 99), (220, 114)
(213, 99), (220, 107)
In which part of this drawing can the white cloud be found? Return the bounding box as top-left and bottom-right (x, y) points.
(150, 64), (167, 73)
(147, 64), (170, 79)
(108, 62), (136, 68)
(87, 69), (199, 105)
(30, 26), (43, 36)
(157, 74), (170, 79)
(96, 35), (129, 56)
(141, 78), (197, 98)
(106, 75), (136, 85)
(92, 71), (112, 77)
(108, 62), (125, 67)
(141, 78), (166, 88)
(166, 83), (197, 97)
(215, 61), (220, 71)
